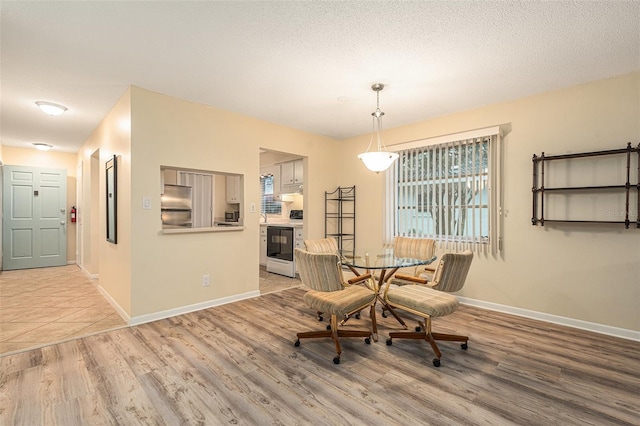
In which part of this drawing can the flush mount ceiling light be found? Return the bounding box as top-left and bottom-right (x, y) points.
(32, 143), (53, 151)
(357, 83), (399, 173)
(35, 101), (68, 116)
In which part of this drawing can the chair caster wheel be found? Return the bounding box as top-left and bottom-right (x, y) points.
(386, 338), (392, 346)
(333, 357), (340, 364)
(461, 342), (468, 350)
(365, 337), (371, 344)
(381, 311), (387, 318)
(415, 326), (421, 332)
(355, 313), (361, 319)
(317, 316), (323, 322)
(326, 325), (331, 331)
(294, 339), (300, 347)
(432, 358), (441, 367)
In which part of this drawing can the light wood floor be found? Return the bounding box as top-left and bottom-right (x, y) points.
(0, 265), (297, 357)
(1, 283), (638, 425)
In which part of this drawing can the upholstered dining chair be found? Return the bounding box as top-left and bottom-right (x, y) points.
(377, 236), (437, 320)
(304, 237), (368, 322)
(383, 250), (473, 367)
(304, 237), (339, 322)
(294, 248), (377, 364)
(304, 237), (339, 254)
(387, 236), (437, 284)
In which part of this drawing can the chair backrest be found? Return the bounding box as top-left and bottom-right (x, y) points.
(294, 248), (344, 292)
(304, 238), (339, 254)
(393, 236), (436, 260)
(430, 250), (474, 293)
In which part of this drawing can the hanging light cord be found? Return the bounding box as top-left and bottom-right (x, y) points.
(364, 83), (386, 153)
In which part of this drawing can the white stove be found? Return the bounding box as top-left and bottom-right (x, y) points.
(265, 210), (303, 278)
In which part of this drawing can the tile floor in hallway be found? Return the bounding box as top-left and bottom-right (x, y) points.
(258, 265), (302, 294)
(0, 265), (128, 356)
(0, 264), (300, 357)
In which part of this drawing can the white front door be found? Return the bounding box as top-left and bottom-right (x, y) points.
(2, 165), (67, 270)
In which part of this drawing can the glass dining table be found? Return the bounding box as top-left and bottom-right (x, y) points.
(340, 248), (437, 340)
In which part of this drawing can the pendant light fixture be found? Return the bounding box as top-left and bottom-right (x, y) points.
(357, 83), (399, 173)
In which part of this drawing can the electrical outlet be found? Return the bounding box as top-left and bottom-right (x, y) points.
(202, 274), (210, 287)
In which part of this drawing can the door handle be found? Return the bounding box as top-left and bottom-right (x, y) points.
(60, 221), (66, 225)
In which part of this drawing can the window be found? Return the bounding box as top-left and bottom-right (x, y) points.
(385, 127), (502, 254)
(160, 165), (244, 231)
(260, 173), (281, 215)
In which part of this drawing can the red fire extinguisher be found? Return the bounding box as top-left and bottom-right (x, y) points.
(70, 206), (77, 223)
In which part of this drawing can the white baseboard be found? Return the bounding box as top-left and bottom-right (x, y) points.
(457, 296), (640, 342)
(90, 285), (638, 342)
(94, 285), (261, 327)
(78, 265), (98, 280)
(128, 290), (262, 326)
(95, 284), (131, 323)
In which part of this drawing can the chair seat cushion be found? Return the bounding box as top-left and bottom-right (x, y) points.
(386, 285), (459, 318)
(303, 285), (375, 318)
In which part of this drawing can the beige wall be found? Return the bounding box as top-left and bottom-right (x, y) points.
(109, 86), (339, 318)
(77, 88), (132, 314)
(1, 146), (78, 264)
(338, 71), (640, 332)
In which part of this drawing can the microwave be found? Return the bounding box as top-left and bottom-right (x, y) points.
(225, 211), (240, 222)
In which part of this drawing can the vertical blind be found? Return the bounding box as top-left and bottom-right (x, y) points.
(385, 127), (502, 255)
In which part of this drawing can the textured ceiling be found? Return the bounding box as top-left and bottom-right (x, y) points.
(1, 1), (639, 153)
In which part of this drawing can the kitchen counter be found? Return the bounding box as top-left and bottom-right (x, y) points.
(162, 225), (244, 234)
(215, 221), (242, 227)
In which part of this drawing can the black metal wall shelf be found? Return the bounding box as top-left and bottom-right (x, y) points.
(325, 186), (356, 257)
(532, 142), (639, 229)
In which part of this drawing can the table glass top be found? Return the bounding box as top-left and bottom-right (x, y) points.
(340, 248), (436, 270)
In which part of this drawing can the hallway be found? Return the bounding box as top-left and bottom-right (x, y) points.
(0, 265), (126, 356)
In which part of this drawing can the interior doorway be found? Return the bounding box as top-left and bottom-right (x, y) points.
(258, 148), (306, 294)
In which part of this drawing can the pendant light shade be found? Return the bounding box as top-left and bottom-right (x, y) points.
(357, 83), (398, 173)
(358, 150), (399, 173)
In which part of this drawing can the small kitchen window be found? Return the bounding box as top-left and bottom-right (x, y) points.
(260, 173), (281, 215)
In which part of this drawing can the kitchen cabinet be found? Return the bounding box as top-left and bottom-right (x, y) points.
(226, 175), (241, 203)
(294, 227), (304, 249)
(294, 225), (304, 273)
(260, 225), (267, 265)
(280, 159), (303, 193)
